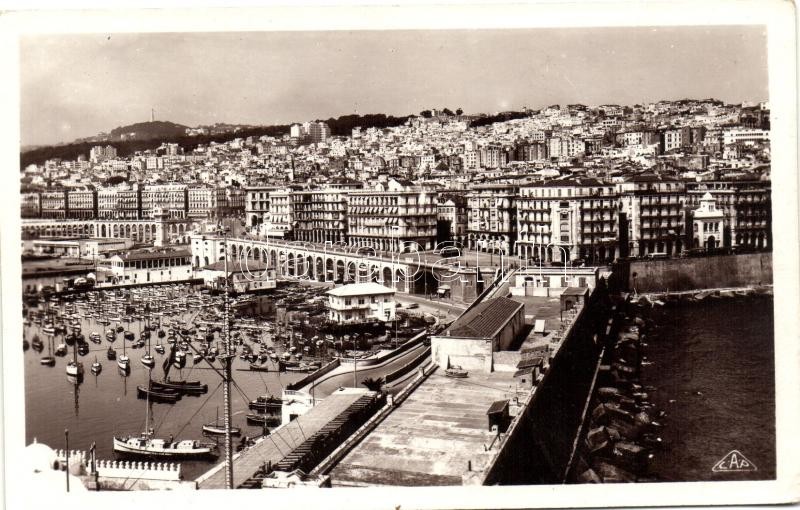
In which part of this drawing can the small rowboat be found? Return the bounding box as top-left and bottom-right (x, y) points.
(445, 365), (469, 378)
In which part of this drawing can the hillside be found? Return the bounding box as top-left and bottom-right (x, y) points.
(109, 120), (190, 141)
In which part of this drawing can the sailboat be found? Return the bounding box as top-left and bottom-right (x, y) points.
(91, 357), (102, 375)
(141, 318), (155, 369)
(65, 338), (84, 378)
(114, 374), (217, 458)
(40, 335), (56, 366)
(117, 330), (130, 373)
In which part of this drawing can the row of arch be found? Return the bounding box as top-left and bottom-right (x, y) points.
(216, 243), (413, 289)
(22, 221), (188, 242)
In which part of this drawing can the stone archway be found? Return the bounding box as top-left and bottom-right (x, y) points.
(315, 257), (324, 281)
(382, 267), (393, 287)
(335, 260), (345, 282)
(346, 261), (356, 282)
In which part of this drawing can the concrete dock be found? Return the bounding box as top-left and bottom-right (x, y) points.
(196, 388), (372, 489)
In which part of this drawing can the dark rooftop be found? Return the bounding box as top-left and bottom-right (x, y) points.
(444, 296), (523, 339)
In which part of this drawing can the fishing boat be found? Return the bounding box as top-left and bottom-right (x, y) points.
(248, 363), (270, 372)
(89, 332), (102, 344)
(91, 358), (102, 375)
(245, 414), (282, 427)
(124, 331), (135, 341)
(106, 329), (116, 341)
(154, 344), (165, 355)
(445, 365), (469, 378)
(202, 408), (242, 437)
(114, 383), (215, 458)
(248, 394), (282, 412)
(107, 346), (117, 360)
(55, 342), (68, 356)
(42, 324), (56, 335)
(136, 384), (181, 403)
(23, 338), (30, 351)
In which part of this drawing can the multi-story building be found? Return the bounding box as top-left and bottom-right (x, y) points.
(347, 178), (438, 252)
(466, 183), (517, 255)
(721, 128), (770, 146)
(20, 192), (41, 218)
(325, 282), (396, 325)
(618, 174), (687, 257)
(140, 184), (188, 219)
(437, 194), (468, 247)
(66, 189), (98, 219)
(309, 122), (331, 144)
(516, 178), (618, 264)
(188, 186), (227, 219)
(89, 145), (118, 163)
(292, 188), (349, 244)
(661, 127), (691, 152)
(686, 179), (771, 250)
(245, 186), (280, 229)
(40, 190), (68, 219)
(98, 188), (141, 220)
(265, 189), (295, 239)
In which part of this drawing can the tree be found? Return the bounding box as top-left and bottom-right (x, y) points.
(442, 108), (454, 116)
(456, 108), (463, 116)
(361, 376), (385, 393)
(419, 110), (433, 118)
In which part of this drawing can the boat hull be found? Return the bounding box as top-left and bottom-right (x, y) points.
(113, 437), (215, 458)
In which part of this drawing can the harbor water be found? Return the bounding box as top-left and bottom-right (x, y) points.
(641, 296), (775, 481)
(23, 287), (317, 481)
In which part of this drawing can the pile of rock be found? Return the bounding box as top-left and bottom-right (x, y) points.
(571, 314), (664, 483)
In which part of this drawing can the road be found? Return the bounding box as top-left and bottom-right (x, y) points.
(305, 342), (429, 398)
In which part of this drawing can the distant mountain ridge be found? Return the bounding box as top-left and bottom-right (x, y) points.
(108, 121), (190, 141)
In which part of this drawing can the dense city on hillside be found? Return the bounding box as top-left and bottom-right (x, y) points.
(20, 98), (771, 264)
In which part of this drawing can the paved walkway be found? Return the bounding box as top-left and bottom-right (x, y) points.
(196, 389), (368, 489)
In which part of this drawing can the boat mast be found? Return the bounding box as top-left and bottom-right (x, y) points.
(219, 227), (234, 489)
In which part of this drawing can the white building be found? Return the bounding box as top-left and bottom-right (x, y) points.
(199, 259), (276, 293)
(96, 249), (193, 286)
(325, 282), (396, 325)
(692, 192), (725, 250)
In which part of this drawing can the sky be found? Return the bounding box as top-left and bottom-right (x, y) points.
(20, 26), (768, 147)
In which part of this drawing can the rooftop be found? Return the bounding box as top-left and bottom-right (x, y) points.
(326, 282), (396, 297)
(443, 296), (524, 339)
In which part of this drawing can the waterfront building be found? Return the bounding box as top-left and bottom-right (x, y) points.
(516, 178), (618, 264)
(618, 174), (687, 257)
(187, 186), (227, 219)
(95, 248), (193, 286)
(466, 183), (517, 255)
(347, 178), (437, 252)
(66, 188), (98, 219)
(430, 296), (525, 373)
(140, 184), (188, 219)
(40, 190), (68, 219)
(685, 179), (771, 250)
(690, 192), (725, 250)
(31, 237), (133, 259)
(98, 188), (141, 220)
(20, 192), (41, 218)
(325, 282), (396, 325)
(292, 188), (349, 244)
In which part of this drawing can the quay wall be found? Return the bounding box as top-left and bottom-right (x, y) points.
(287, 358), (341, 391)
(478, 285), (613, 485)
(618, 253), (772, 293)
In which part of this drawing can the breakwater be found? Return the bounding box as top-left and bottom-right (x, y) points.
(613, 252), (772, 293)
(479, 284), (615, 485)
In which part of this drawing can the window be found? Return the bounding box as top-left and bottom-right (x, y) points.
(345, 298), (351, 305)
(358, 298), (365, 305)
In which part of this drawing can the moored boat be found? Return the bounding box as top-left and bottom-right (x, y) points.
(248, 394), (282, 412)
(245, 414), (282, 427)
(91, 358), (102, 375)
(445, 365), (469, 378)
(136, 385), (181, 403)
